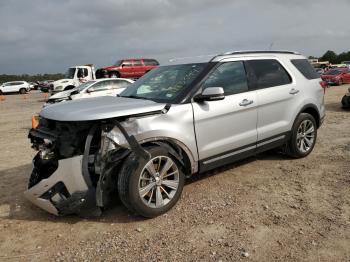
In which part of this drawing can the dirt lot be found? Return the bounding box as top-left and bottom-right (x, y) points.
(0, 86), (349, 262)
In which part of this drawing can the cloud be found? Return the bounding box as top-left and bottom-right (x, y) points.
(0, 0), (349, 74)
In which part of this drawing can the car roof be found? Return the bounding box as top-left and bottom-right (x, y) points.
(93, 78), (134, 83)
(4, 81), (25, 84)
(211, 50), (305, 62)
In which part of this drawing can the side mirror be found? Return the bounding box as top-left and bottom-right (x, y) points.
(194, 87), (225, 102)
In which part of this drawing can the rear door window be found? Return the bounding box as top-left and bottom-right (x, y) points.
(245, 59), (292, 89)
(291, 59), (320, 79)
(110, 80), (131, 89)
(133, 60), (143, 67)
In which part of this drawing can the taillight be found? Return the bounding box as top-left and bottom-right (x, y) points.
(319, 81), (327, 93)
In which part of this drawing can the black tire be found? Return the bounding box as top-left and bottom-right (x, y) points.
(109, 71), (120, 78)
(118, 146), (185, 218)
(286, 113), (317, 158)
(19, 88), (26, 94)
(338, 79), (343, 86)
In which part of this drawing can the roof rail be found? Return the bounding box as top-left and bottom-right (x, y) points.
(210, 50), (300, 61)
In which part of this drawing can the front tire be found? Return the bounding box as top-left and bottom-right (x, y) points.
(109, 71), (120, 78)
(118, 146), (184, 218)
(19, 88), (26, 94)
(286, 113), (317, 158)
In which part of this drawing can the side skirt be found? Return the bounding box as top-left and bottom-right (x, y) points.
(199, 132), (290, 173)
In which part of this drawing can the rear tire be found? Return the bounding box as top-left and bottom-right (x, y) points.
(286, 113), (317, 158)
(19, 88), (26, 94)
(117, 146), (184, 218)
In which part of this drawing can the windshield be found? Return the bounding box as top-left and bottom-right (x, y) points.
(114, 60), (123, 66)
(78, 81), (96, 91)
(65, 68), (76, 79)
(120, 63), (207, 103)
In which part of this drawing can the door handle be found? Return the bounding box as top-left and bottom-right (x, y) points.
(289, 88), (300, 95)
(239, 99), (253, 106)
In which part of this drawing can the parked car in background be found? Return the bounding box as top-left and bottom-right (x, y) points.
(26, 51), (325, 218)
(321, 68), (350, 85)
(315, 68), (324, 74)
(341, 87), (350, 108)
(341, 61), (350, 68)
(44, 78), (134, 107)
(96, 58), (159, 79)
(39, 80), (55, 93)
(52, 65), (96, 93)
(0, 81), (30, 94)
(28, 82), (36, 90)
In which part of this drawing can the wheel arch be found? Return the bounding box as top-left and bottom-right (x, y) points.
(298, 104), (321, 128)
(140, 137), (197, 176)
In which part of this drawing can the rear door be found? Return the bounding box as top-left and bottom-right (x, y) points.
(192, 61), (258, 171)
(11, 82), (22, 92)
(132, 60), (145, 77)
(244, 58), (299, 150)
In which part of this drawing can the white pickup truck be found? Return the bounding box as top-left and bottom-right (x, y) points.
(52, 64), (96, 93)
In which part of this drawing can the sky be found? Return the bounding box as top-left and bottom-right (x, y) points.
(0, 0), (349, 74)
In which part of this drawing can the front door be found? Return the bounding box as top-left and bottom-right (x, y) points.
(192, 61), (258, 172)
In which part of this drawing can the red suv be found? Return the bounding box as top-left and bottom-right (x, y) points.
(97, 58), (159, 79)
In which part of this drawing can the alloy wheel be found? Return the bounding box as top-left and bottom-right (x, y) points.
(296, 119), (315, 153)
(138, 156), (179, 208)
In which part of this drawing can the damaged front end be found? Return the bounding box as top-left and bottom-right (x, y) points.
(25, 116), (151, 217)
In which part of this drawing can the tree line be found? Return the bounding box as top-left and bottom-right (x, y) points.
(1, 50), (350, 84)
(316, 50), (350, 64)
(0, 73), (65, 84)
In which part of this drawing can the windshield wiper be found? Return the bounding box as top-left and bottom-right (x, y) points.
(119, 95), (148, 100)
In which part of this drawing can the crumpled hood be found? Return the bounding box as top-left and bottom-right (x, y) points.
(40, 96), (166, 121)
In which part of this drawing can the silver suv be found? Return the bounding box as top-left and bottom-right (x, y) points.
(26, 51), (325, 217)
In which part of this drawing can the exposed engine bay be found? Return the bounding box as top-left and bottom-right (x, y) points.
(26, 116), (151, 216)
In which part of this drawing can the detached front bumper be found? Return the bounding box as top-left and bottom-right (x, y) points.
(24, 155), (89, 216)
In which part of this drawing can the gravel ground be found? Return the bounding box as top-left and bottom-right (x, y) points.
(0, 86), (349, 262)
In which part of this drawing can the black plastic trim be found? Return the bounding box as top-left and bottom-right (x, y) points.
(199, 132), (290, 173)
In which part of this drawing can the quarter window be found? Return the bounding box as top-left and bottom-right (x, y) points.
(144, 59), (159, 66)
(291, 59), (320, 80)
(245, 59), (292, 89)
(202, 61), (249, 95)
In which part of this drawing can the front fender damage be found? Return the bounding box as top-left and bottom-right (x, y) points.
(24, 108), (170, 217)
